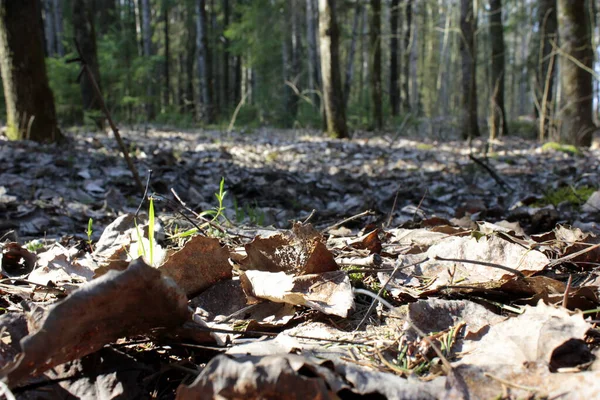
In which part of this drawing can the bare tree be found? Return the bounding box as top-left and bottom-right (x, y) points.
(460, 0), (480, 139)
(488, 0), (508, 139)
(318, 0), (348, 138)
(0, 0), (62, 142)
(343, 2), (362, 107)
(370, 0), (383, 130)
(306, 0), (321, 108)
(557, 0), (596, 146)
(535, 0), (557, 141)
(389, 0), (400, 116)
(196, 0), (214, 122)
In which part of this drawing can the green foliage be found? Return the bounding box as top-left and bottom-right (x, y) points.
(507, 119), (537, 139)
(86, 218), (93, 245)
(46, 55), (82, 124)
(541, 142), (583, 156)
(535, 185), (595, 208)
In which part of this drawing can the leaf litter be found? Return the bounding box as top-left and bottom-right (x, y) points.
(2, 129), (600, 398)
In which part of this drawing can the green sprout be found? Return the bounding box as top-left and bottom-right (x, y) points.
(86, 218), (93, 245)
(148, 196), (155, 266)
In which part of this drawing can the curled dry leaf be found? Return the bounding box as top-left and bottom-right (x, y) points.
(241, 270), (354, 317)
(0, 258), (190, 387)
(159, 235), (232, 297)
(0, 242), (36, 277)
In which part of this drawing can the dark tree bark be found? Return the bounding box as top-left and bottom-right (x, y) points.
(343, 2), (362, 108)
(73, 0), (103, 125)
(459, 0), (480, 139)
(536, 0), (557, 140)
(557, 0), (596, 146)
(402, 0), (411, 112)
(488, 0), (508, 139)
(282, 0), (297, 125)
(196, 0), (214, 122)
(0, 0), (62, 142)
(370, 0), (382, 130)
(390, 0), (400, 116)
(318, 0), (347, 138)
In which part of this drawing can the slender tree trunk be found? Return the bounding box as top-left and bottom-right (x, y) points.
(459, 0), (480, 139)
(318, 0), (348, 138)
(185, 1), (196, 115)
(536, 0), (557, 141)
(370, 0), (383, 130)
(141, 0), (155, 119)
(402, 0), (411, 112)
(73, 0), (103, 128)
(343, 2), (362, 108)
(196, 0), (214, 122)
(557, 0), (596, 146)
(163, 0), (170, 109)
(488, 0), (508, 139)
(42, 0), (55, 56)
(306, 0), (321, 108)
(97, 0), (117, 36)
(390, 0), (400, 116)
(0, 0), (62, 142)
(222, 0), (230, 110)
(52, 0), (63, 56)
(282, 0), (298, 125)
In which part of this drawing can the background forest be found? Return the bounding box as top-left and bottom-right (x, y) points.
(0, 0), (598, 146)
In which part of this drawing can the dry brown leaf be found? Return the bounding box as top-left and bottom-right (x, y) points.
(160, 236), (232, 297)
(0, 258), (189, 387)
(241, 270), (354, 317)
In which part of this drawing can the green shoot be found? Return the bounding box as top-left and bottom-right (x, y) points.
(86, 218), (93, 245)
(134, 218), (147, 259)
(148, 196), (155, 266)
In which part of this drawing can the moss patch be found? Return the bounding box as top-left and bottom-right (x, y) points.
(533, 185), (596, 208)
(541, 142), (582, 156)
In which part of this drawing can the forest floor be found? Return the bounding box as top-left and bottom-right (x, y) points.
(2, 127), (600, 398)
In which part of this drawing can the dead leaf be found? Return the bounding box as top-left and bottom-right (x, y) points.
(0, 258), (189, 387)
(160, 236), (232, 297)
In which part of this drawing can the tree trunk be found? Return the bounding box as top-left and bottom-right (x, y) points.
(222, 0), (230, 110)
(73, 0), (103, 126)
(196, 0), (214, 122)
(42, 0), (55, 56)
(306, 0), (321, 108)
(141, 0), (155, 119)
(402, 0), (411, 112)
(557, 0), (595, 146)
(0, 0), (62, 142)
(370, 0), (382, 130)
(318, 0), (348, 138)
(389, 0), (400, 116)
(536, 0), (557, 141)
(459, 0), (480, 139)
(282, 0), (298, 125)
(185, 0), (196, 115)
(488, 0), (508, 139)
(343, 2), (362, 108)
(52, 0), (63, 56)
(163, 0), (170, 109)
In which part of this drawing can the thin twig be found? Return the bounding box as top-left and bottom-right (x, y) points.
(562, 274), (572, 309)
(322, 210), (375, 233)
(433, 255), (525, 278)
(468, 154), (513, 192)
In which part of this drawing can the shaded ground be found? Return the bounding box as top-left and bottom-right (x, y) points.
(1, 127), (599, 242)
(3, 128), (600, 399)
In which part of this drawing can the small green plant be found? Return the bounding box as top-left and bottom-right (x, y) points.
(86, 218), (93, 246)
(534, 185), (595, 208)
(148, 196), (155, 266)
(170, 177), (228, 238)
(25, 240), (44, 253)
